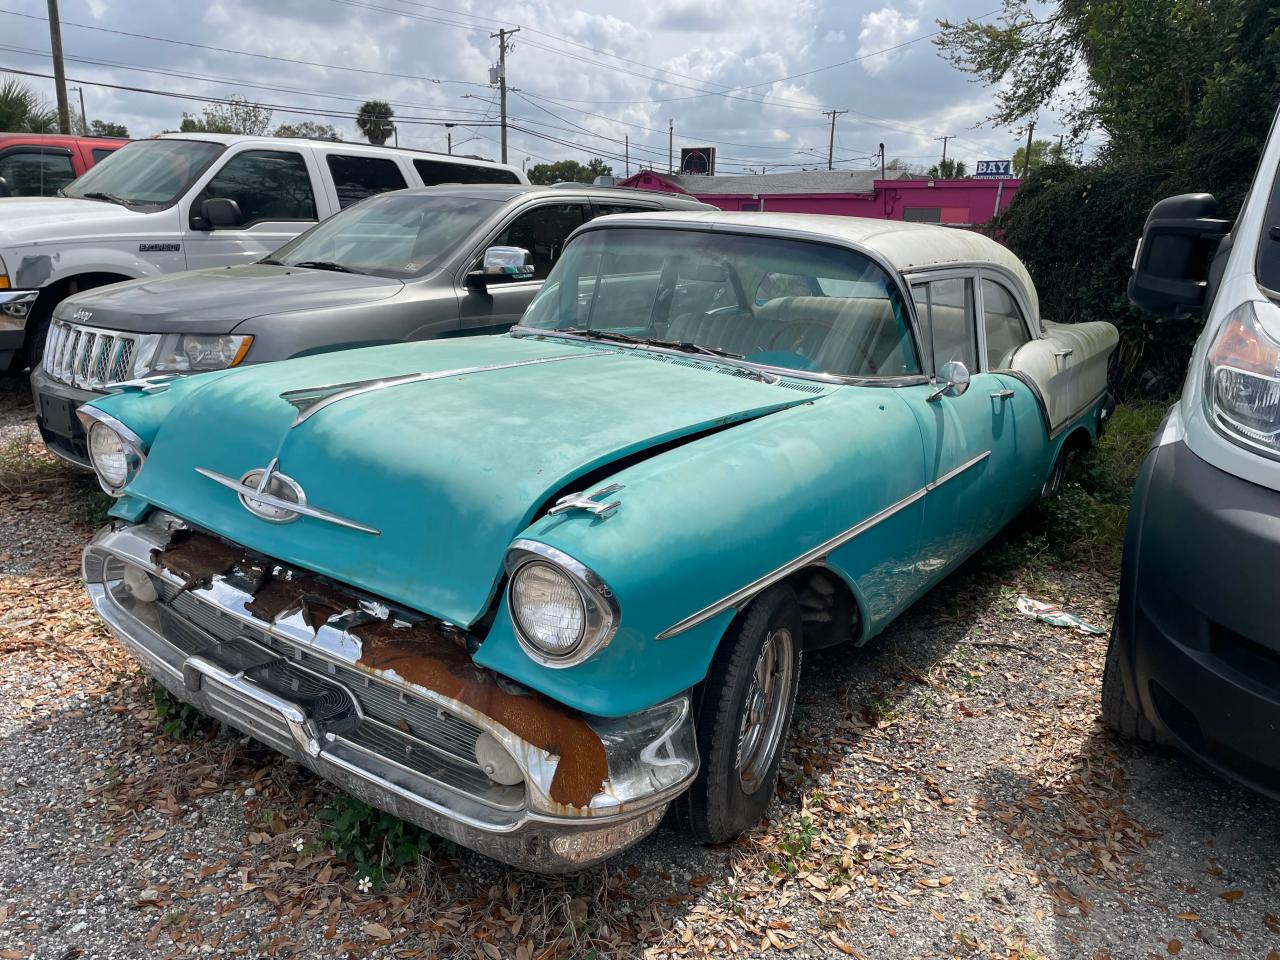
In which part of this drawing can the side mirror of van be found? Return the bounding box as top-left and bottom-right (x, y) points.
(1128, 193), (1232, 319)
(191, 197), (243, 231)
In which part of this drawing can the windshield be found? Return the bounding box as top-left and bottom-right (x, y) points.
(269, 192), (506, 279)
(63, 139), (224, 207)
(519, 227), (919, 378)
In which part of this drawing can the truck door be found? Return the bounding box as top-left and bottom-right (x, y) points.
(182, 147), (323, 270)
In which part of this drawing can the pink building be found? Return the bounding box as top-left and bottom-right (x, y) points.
(616, 169), (1020, 227)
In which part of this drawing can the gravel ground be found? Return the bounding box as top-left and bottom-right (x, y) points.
(1, 371), (1277, 960)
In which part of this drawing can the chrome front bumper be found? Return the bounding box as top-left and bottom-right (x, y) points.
(0, 289), (37, 330)
(83, 518), (697, 873)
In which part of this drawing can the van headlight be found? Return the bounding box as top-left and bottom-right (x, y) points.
(505, 540), (618, 668)
(77, 408), (147, 496)
(1204, 300), (1280, 458)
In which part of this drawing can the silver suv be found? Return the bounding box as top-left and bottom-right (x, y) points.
(31, 184), (711, 465)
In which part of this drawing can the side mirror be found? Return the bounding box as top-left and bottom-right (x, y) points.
(466, 246), (534, 287)
(1128, 193), (1231, 319)
(0, 176), (10, 199)
(928, 360), (971, 401)
(194, 197), (243, 231)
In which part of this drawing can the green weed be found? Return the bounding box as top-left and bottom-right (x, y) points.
(317, 793), (449, 890)
(151, 682), (206, 739)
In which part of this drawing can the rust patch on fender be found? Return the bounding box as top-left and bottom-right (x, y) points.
(353, 620), (609, 809)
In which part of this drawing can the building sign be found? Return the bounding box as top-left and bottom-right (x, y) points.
(679, 147), (716, 176)
(974, 159), (1014, 179)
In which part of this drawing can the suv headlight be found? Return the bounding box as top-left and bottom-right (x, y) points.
(148, 334), (252, 373)
(77, 408), (147, 495)
(505, 540), (618, 668)
(1204, 300), (1280, 457)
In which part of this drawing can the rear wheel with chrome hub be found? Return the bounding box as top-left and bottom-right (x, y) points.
(679, 584), (803, 844)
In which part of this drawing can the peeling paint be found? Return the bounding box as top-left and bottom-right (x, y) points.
(14, 253), (53, 288)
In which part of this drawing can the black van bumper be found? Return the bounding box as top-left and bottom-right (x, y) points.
(1112, 435), (1280, 797)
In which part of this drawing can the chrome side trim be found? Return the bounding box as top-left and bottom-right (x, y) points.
(283, 351), (615, 427)
(195, 466), (381, 535)
(656, 450), (992, 641)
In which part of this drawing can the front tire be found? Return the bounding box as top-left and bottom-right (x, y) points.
(679, 585), (803, 844)
(1101, 627), (1169, 745)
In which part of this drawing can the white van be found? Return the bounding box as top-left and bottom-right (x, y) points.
(0, 134), (525, 369)
(1104, 104), (1280, 798)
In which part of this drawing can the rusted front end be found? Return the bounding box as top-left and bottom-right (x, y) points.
(83, 514), (697, 873)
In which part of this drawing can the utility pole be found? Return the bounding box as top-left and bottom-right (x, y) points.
(625, 135), (629, 176)
(445, 123), (454, 154)
(1020, 120), (1036, 178)
(934, 134), (953, 169)
(822, 109), (847, 170)
(668, 119), (673, 174)
(878, 142), (885, 179)
(490, 26), (519, 164)
(69, 85), (87, 133)
(46, 0), (71, 134)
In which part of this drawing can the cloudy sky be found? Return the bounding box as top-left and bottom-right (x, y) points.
(0, 0), (1069, 175)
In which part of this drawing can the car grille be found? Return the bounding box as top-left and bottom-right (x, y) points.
(43, 318), (143, 389)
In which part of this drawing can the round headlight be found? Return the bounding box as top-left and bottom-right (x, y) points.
(510, 560), (586, 658)
(88, 422), (130, 489)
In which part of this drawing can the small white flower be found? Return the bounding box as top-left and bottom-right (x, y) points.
(357, 875), (373, 894)
(292, 838), (305, 853)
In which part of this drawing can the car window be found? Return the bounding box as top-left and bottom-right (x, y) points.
(755, 271), (816, 303)
(90, 148), (115, 163)
(64, 138), (224, 206)
(521, 227), (919, 378)
(492, 203), (588, 279)
(0, 148), (75, 196)
(326, 154), (408, 208)
(413, 157), (520, 185)
(272, 192), (505, 279)
(195, 149), (316, 225)
(981, 277), (1030, 369)
(593, 202), (657, 217)
(912, 276), (978, 372)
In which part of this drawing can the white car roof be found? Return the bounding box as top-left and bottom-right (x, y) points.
(589, 210), (1040, 321)
(149, 133), (519, 172)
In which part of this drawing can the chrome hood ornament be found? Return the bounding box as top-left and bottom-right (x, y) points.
(196, 458), (380, 535)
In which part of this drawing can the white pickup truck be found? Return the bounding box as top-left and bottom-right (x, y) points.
(0, 133), (525, 370)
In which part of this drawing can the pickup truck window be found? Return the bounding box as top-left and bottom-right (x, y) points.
(0, 147), (75, 197)
(271, 191), (504, 279)
(90, 148), (115, 163)
(327, 154), (408, 208)
(194, 149), (316, 225)
(64, 138), (223, 207)
(413, 157), (520, 185)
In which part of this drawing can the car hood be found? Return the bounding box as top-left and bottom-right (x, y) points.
(114, 335), (818, 627)
(63, 265), (405, 333)
(0, 196), (142, 246)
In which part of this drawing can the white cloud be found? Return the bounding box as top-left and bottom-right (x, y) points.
(857, 7), (920, 77)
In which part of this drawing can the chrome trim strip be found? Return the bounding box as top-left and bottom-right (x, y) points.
(195, 466), (381, 535)
(283, 351), (615, 427)
(656, 450), (992, 641)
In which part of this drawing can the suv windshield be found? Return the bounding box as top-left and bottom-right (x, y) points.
(518, 227), (919, 379)
(269, 192), (506, 279)
(63, 139), (224, 207)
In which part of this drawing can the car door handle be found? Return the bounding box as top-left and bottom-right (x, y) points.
(1053, 348), (1073, 358)
(991, 389), (1015, 400)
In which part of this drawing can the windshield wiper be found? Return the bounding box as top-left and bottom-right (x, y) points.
(79, 191), (134, 207)
(563, 328), (745, 359)
(290, 259), (362, 274)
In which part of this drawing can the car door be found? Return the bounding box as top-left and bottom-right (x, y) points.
(182, 147), (323, 270)
(456, 200), (589, 334)
(897, 272), (1011, 572)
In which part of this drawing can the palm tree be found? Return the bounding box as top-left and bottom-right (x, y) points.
(356, 100), (395, 146)
(926, 157), (969, 179)
(0, 78), (57, 133)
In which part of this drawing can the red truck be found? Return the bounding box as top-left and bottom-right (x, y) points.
(0, 133), (126, 197)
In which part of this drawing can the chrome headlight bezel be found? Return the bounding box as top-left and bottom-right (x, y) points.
(77, 407), (147, 496)
(504, 539), (619, 669)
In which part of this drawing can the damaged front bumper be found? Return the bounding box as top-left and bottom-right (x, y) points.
(82, 515), (698, 873)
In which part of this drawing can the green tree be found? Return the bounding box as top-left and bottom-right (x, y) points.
(527, 158), (614, 185)
(1012, 138), (1065, 176)
(88, 119), (129, 138)
(0, 78), (57, 133)
(356, 100), (394, 145)
(273, 120), (339, 140)
(926, 157), (968, 179)
(180, 96), (273, 135)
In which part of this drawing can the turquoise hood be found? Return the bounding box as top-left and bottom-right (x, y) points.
(105, 335), (816, 627)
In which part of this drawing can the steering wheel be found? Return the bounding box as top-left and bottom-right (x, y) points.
(766, 317), (878, 375)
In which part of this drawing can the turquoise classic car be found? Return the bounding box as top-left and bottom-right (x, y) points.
(77, 212), (1117, 872)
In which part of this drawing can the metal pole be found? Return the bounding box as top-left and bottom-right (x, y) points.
(70, 85), (86, 132)
(1021, 120), (1035, 178)
(625, 135), (629, 176)
(448, 131), (452, 154)
(822, 109), (847, 170)
(668, 120), (673, 174)
(878, 142), (885, 179)
(491, 26), (519, 164)
(46, 0), (71, 134)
